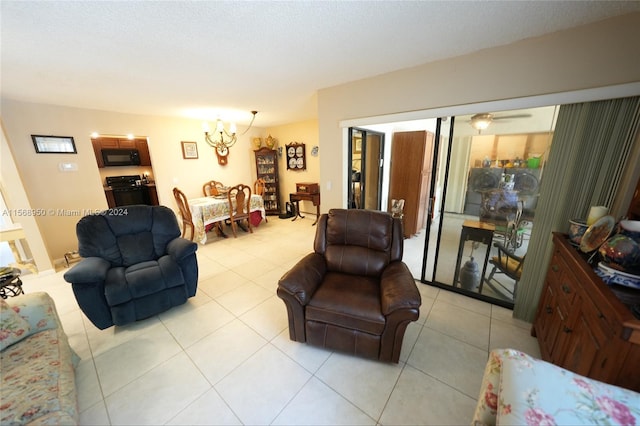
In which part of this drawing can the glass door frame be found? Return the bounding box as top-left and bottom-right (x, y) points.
(419, 114), (517, 309)
(347, 127), (385, 211)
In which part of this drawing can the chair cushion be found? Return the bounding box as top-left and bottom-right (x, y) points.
(306, 272), (385, 335)
(76, 205), (182, 267)
(491, 256), (523, 279)
(326, 209), (393, 252)
(0, 299), (31, 350)
(323, 209), (394, 276)
(118, 231), (155, 266)
(104, 257), (185, 306)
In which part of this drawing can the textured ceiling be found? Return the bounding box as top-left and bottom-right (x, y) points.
(2, 1), (639, 127)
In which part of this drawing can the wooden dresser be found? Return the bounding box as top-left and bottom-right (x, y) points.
(533, 233), (640, 392)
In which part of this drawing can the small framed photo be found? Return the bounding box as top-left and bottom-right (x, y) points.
(31, 135), (77, 154)
(181, 141), (198, 159)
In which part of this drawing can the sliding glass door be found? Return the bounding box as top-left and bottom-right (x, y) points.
(422, 107), (557, 308)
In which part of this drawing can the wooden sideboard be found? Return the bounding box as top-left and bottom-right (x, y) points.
(533, 233), (640, 392)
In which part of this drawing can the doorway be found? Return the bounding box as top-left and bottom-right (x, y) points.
(348, 128), (384, 210)
(349, 106), (557, 309)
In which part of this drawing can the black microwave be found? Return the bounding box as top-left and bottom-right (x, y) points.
(101, 148), (141, 166)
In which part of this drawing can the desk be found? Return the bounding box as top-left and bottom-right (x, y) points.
(452, 220), (495, 292)
(290, 192), (321, 225)
(188, 195), (265, 244)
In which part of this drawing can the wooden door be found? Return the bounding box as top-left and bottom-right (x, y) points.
(389, 130), (434, 237)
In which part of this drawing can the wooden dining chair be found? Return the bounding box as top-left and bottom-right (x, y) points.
(202, 180), (225, 196)
(253, 178), (268, 222)
(227, 184), (253, 238)
(172, 187), (195, 241)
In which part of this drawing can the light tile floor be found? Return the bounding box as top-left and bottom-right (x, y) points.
(21, 214), (540, 425)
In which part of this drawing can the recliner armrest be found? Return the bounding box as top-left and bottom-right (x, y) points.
(278, 253), (326, 305)
(63, 257), (110, 284)
(380, 261), (421, 315)
(166, 237), (198, 261)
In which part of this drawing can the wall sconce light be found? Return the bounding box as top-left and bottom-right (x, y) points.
(470, 113), (493, 131)
(203, 110), (258, 150)
(277, 146), (283, 157)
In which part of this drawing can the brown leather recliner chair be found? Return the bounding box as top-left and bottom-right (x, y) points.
(277, 208), (421, 363)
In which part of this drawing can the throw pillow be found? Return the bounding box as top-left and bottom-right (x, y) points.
(0, 298), (31, 350)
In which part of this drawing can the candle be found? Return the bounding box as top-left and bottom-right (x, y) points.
(587, 206), (608, 225)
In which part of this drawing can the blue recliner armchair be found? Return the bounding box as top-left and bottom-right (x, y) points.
(63, 205), (198, 329)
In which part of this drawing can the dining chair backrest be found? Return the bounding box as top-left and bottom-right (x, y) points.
(172, 187), (195, 241)
(226, 184), (253, 237)
(203, 180), (225, 196)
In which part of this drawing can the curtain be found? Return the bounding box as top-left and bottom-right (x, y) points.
(514, 96), (640, 322)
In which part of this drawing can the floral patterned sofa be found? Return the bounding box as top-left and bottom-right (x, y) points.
(473, 348), (640, 425)
(0, 292), (79, 425)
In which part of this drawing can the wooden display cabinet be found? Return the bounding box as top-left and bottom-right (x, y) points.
(254, 147), (280, 215)
(533, 233), (640, 392)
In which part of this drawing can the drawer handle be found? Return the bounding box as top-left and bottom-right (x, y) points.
(545, 306), (553, 314)
(563, 326), (572, 333)
(552, 265), (559, 272)
(562, 284), (571, 294)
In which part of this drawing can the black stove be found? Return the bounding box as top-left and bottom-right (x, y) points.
(106, 175), (141, 189)
(106, 175), (148, 206)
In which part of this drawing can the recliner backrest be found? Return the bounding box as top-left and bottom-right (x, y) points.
(76, 205), (181, 267)
(315, 209), (403, 277)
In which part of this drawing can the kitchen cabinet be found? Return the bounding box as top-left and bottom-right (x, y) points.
(254, 147), (280, 215)
(91, 137), (151, 168)
(389, 130), (434, 238)
(533, 233), (640, 392)
(104, 184), (158, 208)
(145, 184), (158, 206)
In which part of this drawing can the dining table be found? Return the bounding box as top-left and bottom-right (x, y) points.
(188, 194), (265, 244)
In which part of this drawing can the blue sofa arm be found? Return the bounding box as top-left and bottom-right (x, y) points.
(63, 257), (110, 284)
(166, 237), (197, 261)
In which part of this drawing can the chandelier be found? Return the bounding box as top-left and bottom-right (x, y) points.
(203, 110), (258, 149)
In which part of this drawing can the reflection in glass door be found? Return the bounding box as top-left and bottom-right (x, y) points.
(348, 128), (384, 210)
(420, 107), (557, 309)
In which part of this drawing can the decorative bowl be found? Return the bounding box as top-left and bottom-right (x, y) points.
(619, 219), (640, 240)
(568, 219), (588, 245)
(595, 262), (640, 289)
(598, 233), (640, 272)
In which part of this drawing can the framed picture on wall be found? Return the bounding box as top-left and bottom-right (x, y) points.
(286, 142), (306, 170)
(31, 135), (77, 154)
(181, 141), (198, 159)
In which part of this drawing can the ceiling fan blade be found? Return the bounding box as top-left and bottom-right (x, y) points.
(492, 114), (533, 120)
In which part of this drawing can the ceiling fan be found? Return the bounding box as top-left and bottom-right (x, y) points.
(469, 112), (532, 131)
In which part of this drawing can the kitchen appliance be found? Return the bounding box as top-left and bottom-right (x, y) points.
(106, 175), (148, 207)
(101, 148), (140, 166)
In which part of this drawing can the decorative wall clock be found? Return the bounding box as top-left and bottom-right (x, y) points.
(215, 144), (229, 165)
(286, 142), (306, 170)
